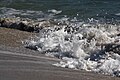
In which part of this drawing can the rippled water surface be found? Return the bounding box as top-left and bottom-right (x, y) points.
(0, 0), (120, 19)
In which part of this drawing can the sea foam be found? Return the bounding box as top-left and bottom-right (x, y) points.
(24, 17), (120, 77)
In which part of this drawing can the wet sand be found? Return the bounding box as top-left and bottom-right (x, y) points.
(0, 27), (35, 47)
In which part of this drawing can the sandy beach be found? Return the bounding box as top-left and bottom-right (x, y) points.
(0, 27), (35, 47)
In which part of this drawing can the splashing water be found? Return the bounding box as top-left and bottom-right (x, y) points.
(24, 16), (120, 77)
(2, 5), (119, 77)
(0, 0), (120, 76)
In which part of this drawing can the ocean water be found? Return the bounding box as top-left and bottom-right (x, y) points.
(0, 0), (120, 19)
(0, 0), (120, 77)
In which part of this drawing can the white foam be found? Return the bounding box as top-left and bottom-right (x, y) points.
(25, 18), (120, 77)
(0, 7), (53, 20)
(48, 9), (62, 14)
(115, 13), (120, 16)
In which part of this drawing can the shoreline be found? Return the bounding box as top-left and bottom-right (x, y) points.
(0, 27), (120, 80)
(0, 16), (120, 78)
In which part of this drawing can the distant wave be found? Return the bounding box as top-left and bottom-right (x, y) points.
(2, 8), (62, 20)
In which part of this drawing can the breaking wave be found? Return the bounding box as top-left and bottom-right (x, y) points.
(24, 15), (120, 77)
(1, 7), (120, 77)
